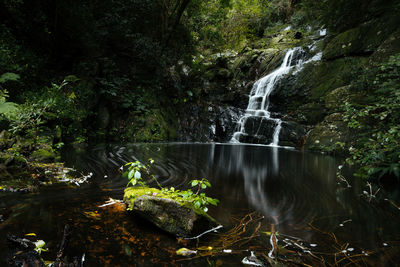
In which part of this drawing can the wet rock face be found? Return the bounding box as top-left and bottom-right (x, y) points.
(178, 104), (244, 143)
(279, 121), (307, 147)
(213, 106), (245, 142)
(243, 116), (277, 141)
(233, 117), (306, 147)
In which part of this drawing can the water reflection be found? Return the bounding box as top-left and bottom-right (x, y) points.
(207, 144), (341, 229)
(1, 143), (399, 266)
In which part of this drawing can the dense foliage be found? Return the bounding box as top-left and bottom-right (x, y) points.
(344, 53), (400, 181)
(299, 0), (399, 32)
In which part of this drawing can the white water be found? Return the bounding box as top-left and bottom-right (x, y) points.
(231, 47), (305, 145)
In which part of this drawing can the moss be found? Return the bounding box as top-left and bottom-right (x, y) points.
(323, 17), (400, 60)
(305, 113), (351, 154)
(30, 148), (56, 163)
(297, 102), (326, 125)
(258, 49), (283, 76)
(124, 186), (195, 211)
(370, 30), (400, 63)
(268, 30), (304, 50)
(296, 57), (365, 101)
(123, 186), (215, 222)
(216, 68), (231, 79)
(325, 85), (363, 113)
(123, 108), (178, 142)
(124, 187), (161, 207)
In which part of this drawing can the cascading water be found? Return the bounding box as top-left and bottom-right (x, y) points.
(231, 47), (306, 146)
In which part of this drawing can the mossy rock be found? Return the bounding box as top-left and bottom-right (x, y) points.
(324, 85), (360, 113)
(305, 113), (351, 154)
(124, 187), (217, 237)
(296, 103), (326, 125)
(269, 31), (303, 49)
(272, 57), (364, 125)
(295, 57), (365, 101)
(370, 30), (400, 64)
(0, 152), (27, 168)
(258, 49), (283, 76)
(29, 149), (56, 163)
(323, 17), (399, 60)
(216, 68), (231, 79)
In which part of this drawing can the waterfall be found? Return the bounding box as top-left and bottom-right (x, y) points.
(231, 47), (305, 146)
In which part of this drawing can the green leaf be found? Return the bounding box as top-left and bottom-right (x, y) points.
(191, 180), (199, 187)
(0, 100), (18, 115)
(201, 183), (207, 189)
(128, 169), (134, 179)
(0, 72), (20, 83)
(208, 198), (219, 206)
(134, 171), (141, 179)
(64, 75), (80, 83)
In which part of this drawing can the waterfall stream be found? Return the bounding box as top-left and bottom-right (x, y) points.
(231, 47), (306, 146)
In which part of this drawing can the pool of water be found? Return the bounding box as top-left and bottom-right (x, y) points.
(1, 143), (400, 266)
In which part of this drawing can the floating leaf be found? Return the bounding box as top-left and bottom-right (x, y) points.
(262, 231), (279, 236)
(25, 233), (37, 236)
(197, 246), (213, 251)
(176, 248), (197, 256)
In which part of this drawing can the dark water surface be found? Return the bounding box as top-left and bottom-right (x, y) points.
(1, 143), (400, 266)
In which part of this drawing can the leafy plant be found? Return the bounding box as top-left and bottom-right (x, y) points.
(0, 89), (18, 116)
(122, 159), (219, 213)
(343, 53), (400, 181)
(7, 99), (53, 142)
(34, 240), (48, 255)
(123, 158), (158, 187)
(181, 179), (219, 212)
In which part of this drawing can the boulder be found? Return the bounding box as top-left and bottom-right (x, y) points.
(124, 187), (216, 237)
(323, 17), (399, 60)
(370, 30), (400, 64)
(305, 113), (351, 153)
(325, 85), (352, 112)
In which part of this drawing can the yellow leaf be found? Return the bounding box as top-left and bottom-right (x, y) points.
(262, 231), (279, 236)
(69, 92), (76, 99)
(176, 248), (197, 256)
(197, 246), (213, 251)
(25, 233), (37, 236)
